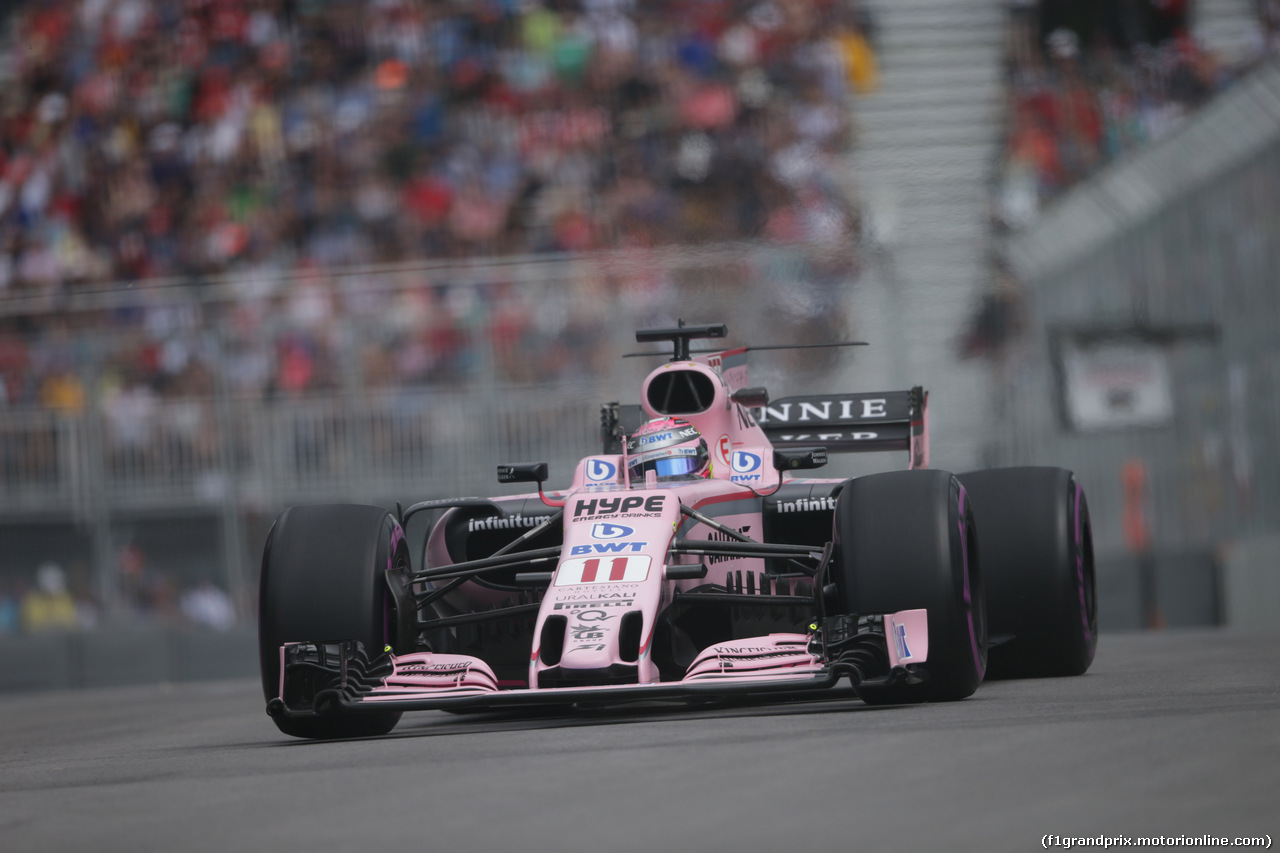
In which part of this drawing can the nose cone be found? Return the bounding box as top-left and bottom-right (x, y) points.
(532, 489), (680, 686)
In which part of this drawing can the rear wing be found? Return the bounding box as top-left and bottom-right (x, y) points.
(752, 387), (930, 469)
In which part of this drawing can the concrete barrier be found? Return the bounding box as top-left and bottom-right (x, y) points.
(1222, 535), (1280, 632)
(1096, 551), (1222, 631)
(0, 626), (257, 693)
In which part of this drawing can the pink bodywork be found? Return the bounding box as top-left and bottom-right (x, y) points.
(376, 357), (932, 702)
(345, 608), (930, 703)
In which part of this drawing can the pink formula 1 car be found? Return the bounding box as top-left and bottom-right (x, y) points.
(260, 323), (1097, 739)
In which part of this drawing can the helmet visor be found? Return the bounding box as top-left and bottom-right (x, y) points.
(628, 445), (706, 481)
(650, 455), (704, 479)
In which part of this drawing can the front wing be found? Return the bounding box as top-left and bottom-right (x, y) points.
(266, 610), (930, 722)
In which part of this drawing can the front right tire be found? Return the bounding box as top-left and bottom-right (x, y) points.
(957, 467), (1097, 679)
(831, 469), (987, 704)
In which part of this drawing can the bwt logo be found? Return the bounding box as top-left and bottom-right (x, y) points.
(731, 451), (761, 474)
(591, 523), (634, 540)
(570, 541), (648, 555)
(586, 459), (617, 482)
(730, 450), (763, 483)
(573, 495), (666, 518)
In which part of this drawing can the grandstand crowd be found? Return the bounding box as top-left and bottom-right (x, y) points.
(0, 0), (875, 416)
(0, 1), (1271, 415)
(2, 0), (1277, 630)
(995, 0), (1280, 229)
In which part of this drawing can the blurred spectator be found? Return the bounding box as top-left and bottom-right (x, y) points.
(19, 561), (77, 632)
(1260, 1), (1280, 55)
(0, 0), (873, 412)
(0, 579), (20, 634)
(995, 1), (1276, 229)
(0, 0), (864, 284)
(180, 578), (236, 630)
(835, 4), (880, 95)
(111, 538), (183, 622)
(959, 255), (1025, 359)
(116, 541), (152, 614)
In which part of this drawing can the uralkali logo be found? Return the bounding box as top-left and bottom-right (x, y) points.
(555, 555), (652, 586)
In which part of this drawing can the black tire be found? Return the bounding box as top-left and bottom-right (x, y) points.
(259, 504), (412, 739)
(831, 469), (987, 704)
(956, 467), (1097, 679)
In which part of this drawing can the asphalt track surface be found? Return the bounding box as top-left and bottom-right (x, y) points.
(1, 630), (1276, 853)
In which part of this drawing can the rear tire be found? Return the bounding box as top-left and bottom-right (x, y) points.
(831, 470), (987, 704)
(259, 504), (412, 739)
(956, 467), (1097, 679)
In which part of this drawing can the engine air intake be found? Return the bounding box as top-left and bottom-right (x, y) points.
(646, 370), (716, 415)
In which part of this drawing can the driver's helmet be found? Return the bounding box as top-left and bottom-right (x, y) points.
(626, 417), (711, 482)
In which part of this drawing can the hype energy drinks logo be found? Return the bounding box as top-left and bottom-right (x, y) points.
(572, 495), (666, 521)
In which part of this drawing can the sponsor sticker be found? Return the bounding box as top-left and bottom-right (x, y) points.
(570, 541), (648, 555)
(886, 609), (928, 665)
(555, 591), (637, 601)
(591, 523), (634, 540)
(894, 623), (912, 662)
(730, 450), (763, 483)
(397, 663), (471, 675)
(570, 624), (605, 640)
(554, 555), (652, 586)
(776, 496), (837, 513)
(573, 495), (666, 520)
(571, 609), (619, 622)
(704, 526), (750, 564)
(586, 459), (617, 482)
(467, 513), (553, 532)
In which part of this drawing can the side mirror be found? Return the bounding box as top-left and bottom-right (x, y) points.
(773, 447), (828, 471)
(497, 462), (549, 484)
(730, 387), (769, 408)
